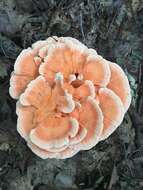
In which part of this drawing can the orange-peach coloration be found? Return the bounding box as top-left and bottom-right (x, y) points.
(9, 36), (131, 159)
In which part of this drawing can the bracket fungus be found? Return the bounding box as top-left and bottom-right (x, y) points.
(9, 36), (131, 159)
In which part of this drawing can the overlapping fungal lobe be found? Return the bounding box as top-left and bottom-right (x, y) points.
(9, 36), (131, 159)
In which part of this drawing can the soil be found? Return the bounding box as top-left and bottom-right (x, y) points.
(0, 0), (143, 190)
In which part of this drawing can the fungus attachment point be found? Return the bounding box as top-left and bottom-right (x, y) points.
(9, 36), (131, 159)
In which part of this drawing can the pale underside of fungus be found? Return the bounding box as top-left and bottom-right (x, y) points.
(9, 36), (131, 159)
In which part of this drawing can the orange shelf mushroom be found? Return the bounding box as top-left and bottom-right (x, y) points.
(9, 37), (131, 159)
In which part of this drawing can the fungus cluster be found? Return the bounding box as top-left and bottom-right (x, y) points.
(9, 37), (131, 159)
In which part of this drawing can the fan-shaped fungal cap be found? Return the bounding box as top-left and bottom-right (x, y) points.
(9, 36), (131, 159)
(107, 62), (131, 112)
